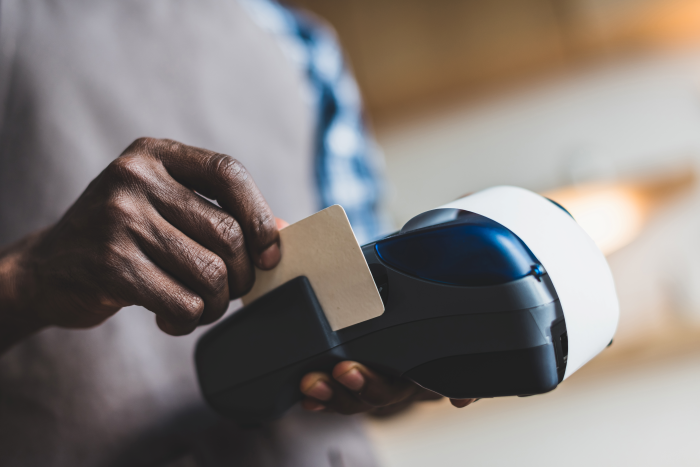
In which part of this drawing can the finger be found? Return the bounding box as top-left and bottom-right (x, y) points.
(368, 400), (414, 417)
(147, 174), (255, 299)
(332, 361), (420, 408)
(131, 207), (230, 325)
(300, 372), (334, 403)
(368, 388), (443, 417)
(300, 372), (373, 415)
(300, 398), (326, 412)
(275, 218), (289, 229)
(450, 398), (478, 408)
(127, 138), (280, 270)
(112, 247), (205, 335)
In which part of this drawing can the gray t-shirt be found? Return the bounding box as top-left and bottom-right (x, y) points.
(0, 1), (377, 466)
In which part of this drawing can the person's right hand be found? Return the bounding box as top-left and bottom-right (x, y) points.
(4, 137), (281, 337)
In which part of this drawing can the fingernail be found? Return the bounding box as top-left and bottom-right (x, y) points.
(304, 380), (333, 401)
(304, 400), (326, 412)
(336, 368), (364, 392)
(275, 218), (290, 229)
(451, 399), (472, 408)
(258, 243), (280, 270)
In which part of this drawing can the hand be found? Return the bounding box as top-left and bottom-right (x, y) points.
(0, 137), (281, 345)
(300, 361), (478, 416)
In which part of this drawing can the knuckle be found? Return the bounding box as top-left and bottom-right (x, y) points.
(129, 136), (157, 152)
(118, 137), (188, 170)
(103, 194), (140, 222)
(213, 215), (245, 257)
(209, 154), (247, 183)
(163, 138), (184, 154)
(127, 136), (182, 156)
(252, 210), (275, 237)
(175, 293), (205, 324)
(108, 155), (154, 185)
(197, 253), (228, 295)
(150, 138), (185, 159)
(120, 137), (159, 160)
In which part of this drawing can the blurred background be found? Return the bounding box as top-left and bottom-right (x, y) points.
(288, 1), (700, 465)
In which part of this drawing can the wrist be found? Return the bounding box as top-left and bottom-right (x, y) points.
(0, 232), (47, 349)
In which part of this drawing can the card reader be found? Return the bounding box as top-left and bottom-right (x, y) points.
(195, 186), (619, 424)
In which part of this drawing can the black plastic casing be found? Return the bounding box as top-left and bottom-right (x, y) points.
(195, 244), (569, 425)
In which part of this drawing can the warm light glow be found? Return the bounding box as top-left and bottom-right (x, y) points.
(543, 184), (648, 256)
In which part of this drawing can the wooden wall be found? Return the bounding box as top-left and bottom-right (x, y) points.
(287, 0), (700, 125)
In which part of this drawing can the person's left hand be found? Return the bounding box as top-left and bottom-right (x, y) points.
(300, 361), (477, 416)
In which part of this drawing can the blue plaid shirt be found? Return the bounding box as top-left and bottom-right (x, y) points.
(240, 0), (389, 244)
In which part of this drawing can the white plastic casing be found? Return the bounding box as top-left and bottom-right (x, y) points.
(440, 186), (619, 380)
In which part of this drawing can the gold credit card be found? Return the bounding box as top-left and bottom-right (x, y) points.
(242, 205), (385, 331)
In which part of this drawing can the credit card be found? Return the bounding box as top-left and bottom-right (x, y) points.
(242, 205), (385, 330)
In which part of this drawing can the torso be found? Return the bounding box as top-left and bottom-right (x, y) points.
(0, 1), (374, 466)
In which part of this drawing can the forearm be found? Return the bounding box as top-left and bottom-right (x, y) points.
(0, 233), (44, 353)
